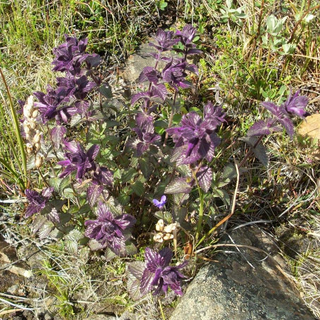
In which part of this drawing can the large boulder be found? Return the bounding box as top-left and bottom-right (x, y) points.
(170, 226), (316, 320)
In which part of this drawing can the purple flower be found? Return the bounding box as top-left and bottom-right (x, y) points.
(249, 90), (309, 138)
(56, 75), (96, 100)
(282, 89), (308, 118)
(25, 187), (54, 218)
(131, 112), (161, 156)
(162, 60), (193, 91)
(84, 202), (136, 255)
(34, 86), (78, 124)
(149, 29), (180, 52)
(175, 24), (202, 56)
(153, 195), (166, 209)
(52, 35), (101, 75)
(140, 247), (187, 296)
(167, 102), (224, 165)
(58, 141), (100, 180)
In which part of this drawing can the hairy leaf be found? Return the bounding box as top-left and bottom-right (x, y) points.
(196, 166), (212, 192)
(165, 178), (192, 194)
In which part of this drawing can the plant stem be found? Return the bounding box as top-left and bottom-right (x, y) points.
(158, 298), (166, 320)
(195, 186), (204, 242)
(163, 90), (178, 146)
(238, 135), (264, 168)
(0, 68), (27, 189)
(196, 162), (240, 248)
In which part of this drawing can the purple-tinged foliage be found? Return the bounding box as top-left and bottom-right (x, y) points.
(92, 165), (113, 187)
(196, 165), (213, 193)
(175, 24), (197, 45)
(25, 187), (54, 218)
(247, 119), (282, 137)
(51, 125), (67, 149)
(167, 103), (224, 165)
(153, 195), (166, 209)
(34, 86), (78, 124)
(249, 90), (308, 138)
(162, 60), (197, 91)
(34, 36), (99, 125)
(56, 75), (96, 100)
(282, 90), (308, 118)
(131, 84), (167, 108)
(138, 67), (161, 84)
(132, 112), (161, 156)
(52, 35), (101, 75)
(58, 141), (100, 180)
(165, 178), (192, 194)
(84, 202), (136, 256)
(140, 247), (187, 296)
(175, 24), (202, 56)
(149, 29), (180, 53)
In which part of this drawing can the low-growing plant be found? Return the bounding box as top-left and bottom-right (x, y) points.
(17, 24), (310, 303)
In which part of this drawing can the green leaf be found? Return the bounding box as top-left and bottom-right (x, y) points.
(122, 168), (138, 183)
(154, 210), (173, 224)
(221, 163), (237, 183)
(173, 192), (189, 206)
(98, 84), (113, 98)
(165, 178), (192, 194)
(212, 188), (225, 198)
(64, 240), (78, 254)
(132, 180), (144, 197)
(70, 114), (82, 127)
(266, 15), (277, 32)
(139, 158), (153, 179)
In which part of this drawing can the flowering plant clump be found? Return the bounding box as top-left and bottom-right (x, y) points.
(20, 25), (310, 303)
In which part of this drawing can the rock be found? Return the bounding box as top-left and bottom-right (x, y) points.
(170, 226), (316, 320)
(122, 41), (157, 84)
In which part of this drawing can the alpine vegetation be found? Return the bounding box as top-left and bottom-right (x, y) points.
(20, 24), (310, 302)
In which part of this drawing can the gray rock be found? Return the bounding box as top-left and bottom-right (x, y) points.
(122, 41), (172, 84)
(170, 226), (316, 320)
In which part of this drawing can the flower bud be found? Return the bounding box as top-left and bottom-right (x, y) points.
(164, 223), (177, 234)
(153, 233), (164, 243)
(32, 110), (38, 118)
(34, 142), (41, 153)
(28, 120), (36, 129)
(156, 219), (164, 232)
(35, 155), (43, 168)
(33, 131), (41, 144)
(163, 233), (174, 241)
(24, 125), (30, 134)
(23, 108), (31, 118)
(26, 143), (33, 154)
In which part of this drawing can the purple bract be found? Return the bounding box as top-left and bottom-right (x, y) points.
(132, 112), (161, 156)
(149, 29), (180, 53)
(248, 90), (308, 138)
(58, 140), (100, 180)
(52, 35), (101, 75)
(167, 102), (225, 165)
(84, 202), (136, 256)
(25, 187), (54, 218)
(140, 247), (187, 296)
